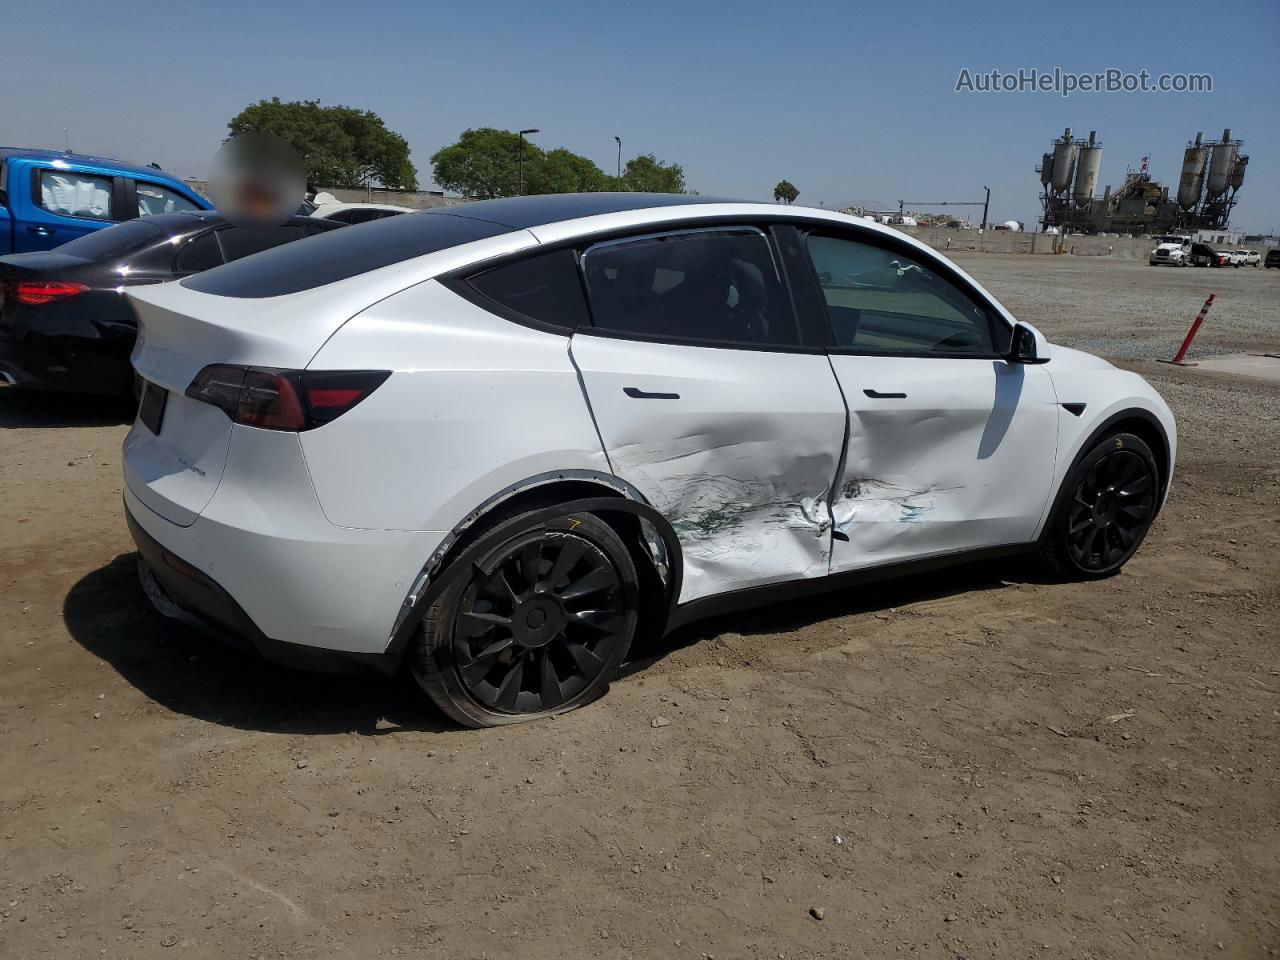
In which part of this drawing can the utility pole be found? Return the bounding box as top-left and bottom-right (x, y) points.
(517, 128), (539, 195)
(614, 136), (622, 184)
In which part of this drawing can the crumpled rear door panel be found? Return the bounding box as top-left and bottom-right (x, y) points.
(570, 333), (846, 603)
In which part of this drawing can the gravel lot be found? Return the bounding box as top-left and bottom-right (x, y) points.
(1, 253), (1277, 959)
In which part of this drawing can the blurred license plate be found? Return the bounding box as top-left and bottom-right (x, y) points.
(139, 381), (167, 435)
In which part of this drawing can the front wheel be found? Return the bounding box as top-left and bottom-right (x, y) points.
(1038, 432), (1160, 579)
(410, 511), (639, 727)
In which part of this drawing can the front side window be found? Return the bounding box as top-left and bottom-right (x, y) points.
(136, 181), (201, 217)
(38, 169), (113, 220)
(805, 233), (998, 356)
(580, 228), (799, 347)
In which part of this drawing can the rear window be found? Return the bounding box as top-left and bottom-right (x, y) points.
(182, 212), (514, 298)
(54, 219), (163, 259)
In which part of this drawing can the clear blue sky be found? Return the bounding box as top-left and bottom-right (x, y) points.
(4, 0), (1277, 232)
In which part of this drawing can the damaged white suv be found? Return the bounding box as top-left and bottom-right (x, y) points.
(123, 194), (1176, 726)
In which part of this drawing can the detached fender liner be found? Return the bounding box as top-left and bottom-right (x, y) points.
(125, 505), (396, 676)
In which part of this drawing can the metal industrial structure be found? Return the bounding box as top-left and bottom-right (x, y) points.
(1037, 127), (1248, 235)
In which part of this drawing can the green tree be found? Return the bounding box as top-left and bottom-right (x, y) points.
(773, 179), (799, 204)
(228, 98), (417, 189)
(431, 127), (527, 198)
(618, 154), (687, 193)
(532, 147), (609, 194)
(432, 130), (611, 198)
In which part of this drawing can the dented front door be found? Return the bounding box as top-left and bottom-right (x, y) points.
(570, 332), (846, 603)
(826, 354), (1059, 570)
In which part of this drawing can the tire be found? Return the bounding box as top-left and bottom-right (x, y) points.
(410, 510), (639, 727)
(1038, 431), (1160, 580)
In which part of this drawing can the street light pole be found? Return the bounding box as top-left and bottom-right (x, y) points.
(981, 185), (990, 232)
(517, 128), (539, 195)
(614, 136), (622, 184)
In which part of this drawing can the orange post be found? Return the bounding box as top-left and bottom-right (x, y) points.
(1159, 294), (1215, 366)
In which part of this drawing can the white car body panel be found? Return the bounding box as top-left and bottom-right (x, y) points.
(569, 331), (846, 603)
(301, 280), (608, 531)
(1039, 346), (1177, 515)
(311, 201), (416, 220)
(827, 355), (1059, 568)
(125, 431), (441, 654)
(119, 198), (1176, 663)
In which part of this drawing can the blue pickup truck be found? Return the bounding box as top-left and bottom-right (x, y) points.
(0, 148), (212, 254)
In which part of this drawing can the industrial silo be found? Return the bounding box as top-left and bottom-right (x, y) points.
(1229, 154), (1248, 192)
(1072, 131), (1101, 205)
(1050, 127), (1076, 195)
(1040, 153), (1054, 187)
(1205, 128), (1238, 199)
(1177, 132), (1208, 210)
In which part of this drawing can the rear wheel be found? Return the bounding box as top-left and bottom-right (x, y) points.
(410, 511), (639, 727)
(1038, 432), (1159, 579)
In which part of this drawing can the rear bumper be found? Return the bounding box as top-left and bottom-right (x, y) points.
(126, 502), (403, 675)
(0, 328), (133, 395)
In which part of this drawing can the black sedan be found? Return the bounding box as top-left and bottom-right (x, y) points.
(0, 212), (345, 396)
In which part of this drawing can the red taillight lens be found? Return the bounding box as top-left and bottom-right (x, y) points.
(10, 281), (89, 306)
(185, 366), (389, 431)
(236, 369), (308, 431)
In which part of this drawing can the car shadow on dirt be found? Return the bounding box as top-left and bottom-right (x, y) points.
(0, 391), (134, 428)
(63, 553), (454, 736)
(624, 556), (1021, 674)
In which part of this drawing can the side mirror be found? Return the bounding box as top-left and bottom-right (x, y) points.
(1006, 323), (1049, 364)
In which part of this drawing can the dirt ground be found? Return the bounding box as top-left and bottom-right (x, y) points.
(1, 254), (1277, 959)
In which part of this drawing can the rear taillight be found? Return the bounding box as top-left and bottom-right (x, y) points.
(185, 366), (389, 431)
(7, 281), (89, 306)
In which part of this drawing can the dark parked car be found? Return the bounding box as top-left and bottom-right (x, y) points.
(0, 212), (345, 395)
(1266, 249), (1280, 269)
(1189, 243), (1230, 267)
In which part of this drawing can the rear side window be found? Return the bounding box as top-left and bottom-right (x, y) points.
(466, 248), (589, 328)
(54, 219), (161, 259)
(39, 170), (113, 220)
(174, 231), (224, 273)
(183, 212), (513, 298)
(579, 228), (799, 347)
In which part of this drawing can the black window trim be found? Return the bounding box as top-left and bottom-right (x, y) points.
(30, 166), (120, 223)
(794, 221), (1013, 361)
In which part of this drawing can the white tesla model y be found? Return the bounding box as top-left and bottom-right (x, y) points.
(123, 194), (1176, 726)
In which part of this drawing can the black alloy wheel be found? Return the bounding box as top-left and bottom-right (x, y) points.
(1040, 432), (1160, 579)
(412, 511), (639, 727)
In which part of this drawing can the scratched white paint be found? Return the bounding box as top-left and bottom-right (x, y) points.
(570, 332), (846, 603)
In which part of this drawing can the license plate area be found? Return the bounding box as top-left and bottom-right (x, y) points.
(139, 380), (168, 435)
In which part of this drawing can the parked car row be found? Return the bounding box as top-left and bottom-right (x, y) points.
(1149, 235), (1267, 268)
(1, 147), (419, 395)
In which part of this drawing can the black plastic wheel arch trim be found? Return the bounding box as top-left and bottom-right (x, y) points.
(1042, 408), (1173, 535)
